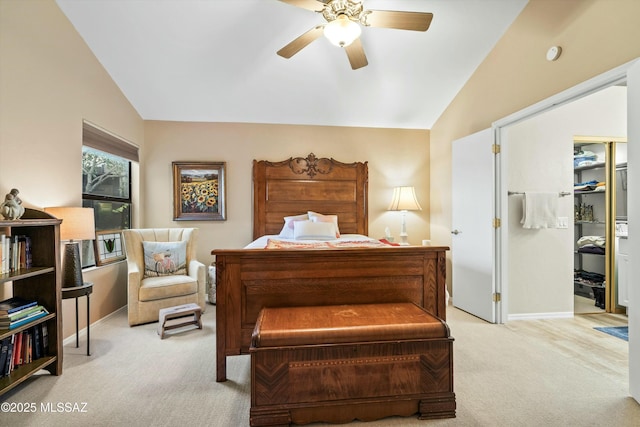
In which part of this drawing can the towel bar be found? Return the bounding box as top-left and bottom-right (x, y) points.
(508, 191), (571, 197)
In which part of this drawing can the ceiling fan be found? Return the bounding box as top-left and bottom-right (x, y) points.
(276, 0), (433, 70)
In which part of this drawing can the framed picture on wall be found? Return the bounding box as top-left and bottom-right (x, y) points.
(94, 229), (126, 266)
(172, 161), (226, 221)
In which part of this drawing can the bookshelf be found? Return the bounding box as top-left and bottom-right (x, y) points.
(0, 208), (62, 396)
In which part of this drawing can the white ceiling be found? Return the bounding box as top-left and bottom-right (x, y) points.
(56, 0), (528, 129)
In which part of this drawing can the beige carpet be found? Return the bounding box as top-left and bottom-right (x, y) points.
(1, 305), (638, 426)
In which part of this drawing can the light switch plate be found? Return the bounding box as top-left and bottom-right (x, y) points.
(557, 217), (569, 229)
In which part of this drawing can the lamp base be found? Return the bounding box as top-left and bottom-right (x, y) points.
(399, 211), (410, 245)
(62, 242), (84, 288)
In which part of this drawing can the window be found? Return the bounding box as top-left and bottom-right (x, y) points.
(81, 122), (138, 267)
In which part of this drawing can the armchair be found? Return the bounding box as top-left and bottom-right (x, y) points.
(122, 228), (206, 326)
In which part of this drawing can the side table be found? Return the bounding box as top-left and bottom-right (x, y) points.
(61, 282), (93, 356)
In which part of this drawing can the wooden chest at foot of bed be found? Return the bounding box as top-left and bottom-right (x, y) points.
(249, 303), (456, 426)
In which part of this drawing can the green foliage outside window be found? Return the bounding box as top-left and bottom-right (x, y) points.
(82, 146), (132, 267)
(82, 147), (130, 199)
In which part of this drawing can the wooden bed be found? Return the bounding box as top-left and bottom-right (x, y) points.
(212, 153), (448, 382)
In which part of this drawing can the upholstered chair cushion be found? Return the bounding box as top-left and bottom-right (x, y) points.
(122, 228), (206, 326)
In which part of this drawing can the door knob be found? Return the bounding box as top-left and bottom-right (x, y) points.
(451, 229), (461, 235)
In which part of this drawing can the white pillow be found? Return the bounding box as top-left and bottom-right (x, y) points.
(293, 220), (337, 240)
(278, 213), (309, 238)
(308, 211), (340, 238)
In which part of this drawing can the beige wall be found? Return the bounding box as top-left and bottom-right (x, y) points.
(431, 0), (640, 293)
(144, 121), (430, 265)
(0, 0), (144, 338)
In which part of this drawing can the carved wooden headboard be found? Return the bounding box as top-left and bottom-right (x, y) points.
(252, 153), (368, 240)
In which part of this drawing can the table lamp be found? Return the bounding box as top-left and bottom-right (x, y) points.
(44, 207), (95, 288)
(388, 186), (422, 246)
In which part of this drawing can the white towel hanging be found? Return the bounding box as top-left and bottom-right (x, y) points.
(521, 192), (558, 229)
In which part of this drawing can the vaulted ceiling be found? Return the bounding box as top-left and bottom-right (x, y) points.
(56, 0), (528, 129)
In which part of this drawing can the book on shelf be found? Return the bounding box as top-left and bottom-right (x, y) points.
(1, 324), (49, 377)
(0, 305), (45, 323)
(41, 322), (48, 352)
(0, 296), (38, 315)
(26, 330), (32, 364)
(0, 232), (10, 274)
(17, 235), (32, 270)
(2, 335), (15, 377)
(0, 337), (9, 377)
(0, 233), (6, 274)
(33, 323), (42, 360)
(22, 331), (29, 365)
(13, 331), (22, 366)
(0, 307), (49, 330)
(12, 236), (18, 272)
(0, 234), (33, 274)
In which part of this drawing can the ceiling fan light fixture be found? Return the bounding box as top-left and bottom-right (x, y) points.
(323, 14), (361, 47)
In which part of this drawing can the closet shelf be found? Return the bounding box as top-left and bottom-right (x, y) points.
(574, 162), (606, 171)
(574, 281), (605, 289)
(574, 190), (605, 195)
(573, 138), (627, 313)
(574, 250), (605, 256)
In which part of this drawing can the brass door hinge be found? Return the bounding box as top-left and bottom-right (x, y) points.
(492, 144), (501, 154)
(493, 293), (501, 302)
(493, 218), (501, 228)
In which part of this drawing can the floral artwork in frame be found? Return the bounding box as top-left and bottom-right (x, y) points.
(172, 161), (226, 221)
(94, 229), (126, 266)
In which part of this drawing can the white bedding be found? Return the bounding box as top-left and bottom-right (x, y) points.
(244, 234), (388, 249)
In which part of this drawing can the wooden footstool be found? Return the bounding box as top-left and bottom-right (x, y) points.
(249, 302), (455, 426)
(158, 303), (202, 339)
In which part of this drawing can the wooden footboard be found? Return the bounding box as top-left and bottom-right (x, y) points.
(212, 246), (448, 382)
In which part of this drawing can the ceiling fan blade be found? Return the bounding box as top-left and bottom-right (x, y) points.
(277, 26), (325, 58)
(365, 10), (434, 31)
(344, 38), (368, 70)
(278, 0), (326, 12)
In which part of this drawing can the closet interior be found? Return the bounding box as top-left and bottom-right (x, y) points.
(573, 136), (627, 314)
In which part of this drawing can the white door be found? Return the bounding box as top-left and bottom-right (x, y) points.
(627, 58), (640, 403)
(452, 128), (497, 323)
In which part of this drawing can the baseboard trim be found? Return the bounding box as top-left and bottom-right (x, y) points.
(63, 305), (127, 346)
(507, 311), (574, 321)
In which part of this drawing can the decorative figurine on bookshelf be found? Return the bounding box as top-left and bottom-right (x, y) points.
(0, 189), (25, 220)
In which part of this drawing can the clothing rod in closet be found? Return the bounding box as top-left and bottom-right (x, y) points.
(507, 191), (572, 197)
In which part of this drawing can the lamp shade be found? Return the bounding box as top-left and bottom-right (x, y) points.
(388, 186), (422, 211)
(44, 207), (96, 241)
(324, 14), (361, 47)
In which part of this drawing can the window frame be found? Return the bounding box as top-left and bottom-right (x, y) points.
(82, 159), (133, 205)
(81, 121), (138, 268)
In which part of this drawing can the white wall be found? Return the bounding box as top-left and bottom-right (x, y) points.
(505, 86), (627, 317)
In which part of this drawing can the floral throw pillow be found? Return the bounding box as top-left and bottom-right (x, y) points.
(142, 241), (187, 277)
